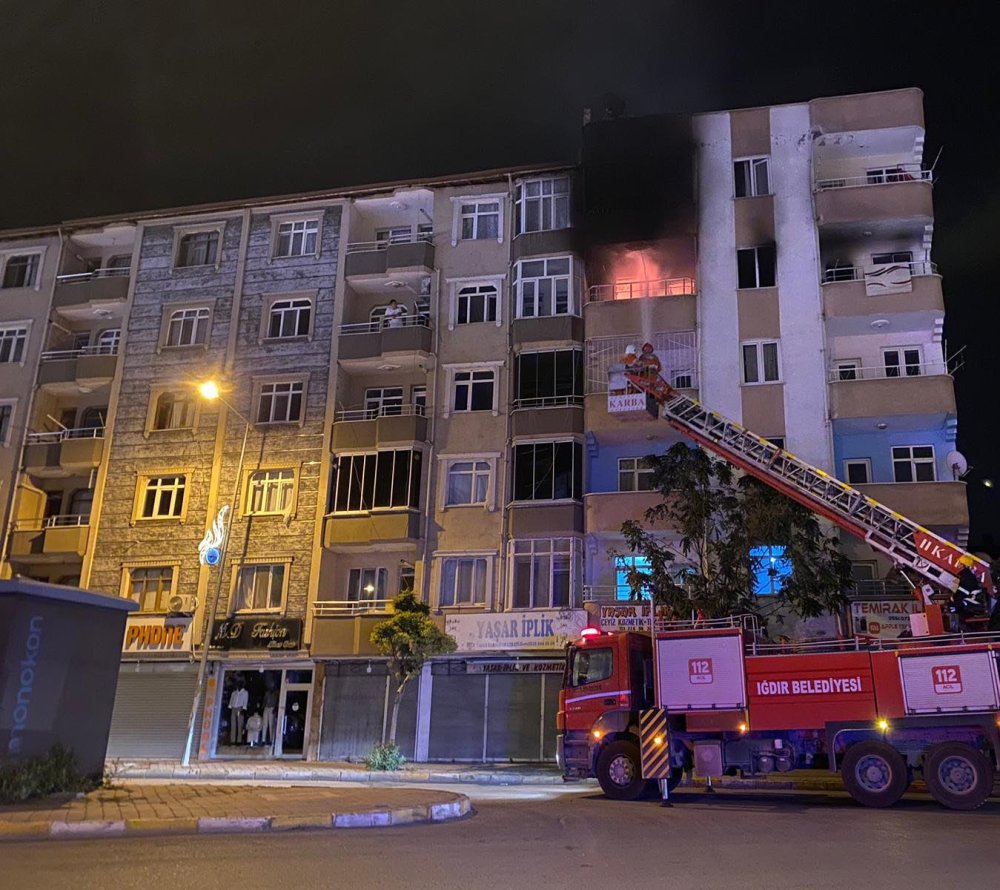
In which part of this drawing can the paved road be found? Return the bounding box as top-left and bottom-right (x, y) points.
(5, 784), (998, 890)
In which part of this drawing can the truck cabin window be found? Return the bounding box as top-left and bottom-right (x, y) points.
(570, 647), (613, 686)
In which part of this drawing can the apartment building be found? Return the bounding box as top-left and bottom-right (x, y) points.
(0, 87), (964, 763)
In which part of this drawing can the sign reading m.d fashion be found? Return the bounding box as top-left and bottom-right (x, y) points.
(122, 617), (193, 653)
(446, 610), (588, 653)
(210, 618), (303, 651)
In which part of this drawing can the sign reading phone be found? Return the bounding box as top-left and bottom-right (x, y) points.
(688, 658), (714, 685)
(931, 664), (963, 695)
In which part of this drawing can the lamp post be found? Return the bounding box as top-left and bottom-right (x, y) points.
(180, 381), (252, 767)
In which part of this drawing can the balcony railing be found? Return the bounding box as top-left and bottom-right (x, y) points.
(56, 267), (130, 282)
(815, 168), (932, 191)
(14, 514), (91, 532)
(585, 581), (917, 604)
(513, 394), (584, 410)
(335, 403), (426, 422)
(345, 232), (433, 254)
(340, 314), (429, 335)
(589, 277), (696, 302)
(822, 260), (938, 284)
(25, 426), (105, 445)
(313, 599), (393, 616)
(828, 361), (949, 383)
(40, 344), (119, 361)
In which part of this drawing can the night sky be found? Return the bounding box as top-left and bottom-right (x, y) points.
(3, 1), (997, 542)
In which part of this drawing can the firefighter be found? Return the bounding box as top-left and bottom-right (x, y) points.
(951, 555), (988, 630)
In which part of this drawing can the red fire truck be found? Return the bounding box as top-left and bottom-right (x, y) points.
(557, 350), (999, 809)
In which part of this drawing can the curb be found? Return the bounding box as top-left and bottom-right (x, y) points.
(0, 794), (472, 842)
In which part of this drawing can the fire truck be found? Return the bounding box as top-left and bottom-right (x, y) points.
(557, 349), (999, 810)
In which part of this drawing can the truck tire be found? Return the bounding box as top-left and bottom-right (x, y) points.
(923, 742), (995, 810)
(596, 740), (646, 801)
(841, 741), (910, 808)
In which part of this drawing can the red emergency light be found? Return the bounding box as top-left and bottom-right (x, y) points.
(580, 627), (603, 639)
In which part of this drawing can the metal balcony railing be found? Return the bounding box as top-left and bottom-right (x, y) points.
(25, 426), (105, 445)
(815, 168), (932, 190)
(14, 513), (91, 532)
(589, 277), (696, 302)
(340, 314), (429, 335)
(313, 599), (393, 616)
(822, 260), (938, 284)
(40, 344), (119, 361)
(56, 267), (130, 282)
(346, 232), (433, 254)
(335, 403), (426, 422)
(828, 360), (950, 383)
(512, 394), (584, 410)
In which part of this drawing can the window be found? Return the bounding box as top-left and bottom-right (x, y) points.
(515, 177), (570, 234)
(883, 347), (921, 378)
(246, 468), (295, 515)
(459, 200), (500, 241)
(742, 340), (781, 384)
(139, 475), (187, 519)
(165, 307), (210, 347)
(267, 298), (312, 339)
(1, 253), (41, 289)
(365, 387), (403, 418)
(399, 565), (416, 594)
(511, 538), (576, 609)
(766, 437), (785, 450)
(332, 449), (423, 512)
(453, 370), (495, 412)
(446, 460), (491, 506)
(734, 157), (770, 198)
(274, 219), (319, 257)
(569, 646), (612, 686)
(514, 257), (576, 318)
(872, 251), (912, 266)
(78, 407), (106, 432)
(69, 488), (94, 519)
(456, 284), (498, 324)
(866, 167), (915, 185)
(412, 386), (427, 416)
(0, 326), (28, 363)
(96, 328), (120, 353)
(376, 226), (412, 245)
(892, 446), (936, 483)
(737, 244), (776, 288)
(512, 441), (582, 501)
(128, 567), (175, 613)
(152, 391), (196, 431)
(516, 349), (583, 407)
(233, 564), (285, 612)
(671, 369), (694, 389)
(257, 381), (304, 424)
(618, 457), (655, 492)
(844, 459), (872, 485)
(440, 557), (488, 606)
(107, 254), (132, 273)
(176, 230), (219, 267)
(751, 545), (792, 596)
(836, 360), (860, 381)
(347, 567), (388, 602)
(615, 555), (651, 601)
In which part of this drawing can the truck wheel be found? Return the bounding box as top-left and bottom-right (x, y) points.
(841, 741), (909, 808)
(924, 742), (994, 810)
(596, 740), (646, 801)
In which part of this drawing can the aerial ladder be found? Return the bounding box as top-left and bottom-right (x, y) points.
(620, 345), (993, 625)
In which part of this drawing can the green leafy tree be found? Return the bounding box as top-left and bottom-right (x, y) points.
(370, 591), (457, 746)
(618, 443), (851, 625)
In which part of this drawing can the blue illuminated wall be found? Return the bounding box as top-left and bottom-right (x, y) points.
(831, 422), (955, 484)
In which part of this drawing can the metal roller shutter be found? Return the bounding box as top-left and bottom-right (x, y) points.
(486, 674), (543, 761)
(106, 667), (198, 759)
(428, 671), (486, 761)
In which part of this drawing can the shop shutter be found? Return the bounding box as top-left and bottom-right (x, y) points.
(106, 668), (198, 759)
(428, 671), (486, 761)
(541, 673), (561, 760)
(485, 674), (543, 761)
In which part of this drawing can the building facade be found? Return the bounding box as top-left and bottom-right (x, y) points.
(0, 87), (965, 762)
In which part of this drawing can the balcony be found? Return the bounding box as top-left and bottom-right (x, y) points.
(52, 269), (129, 312)
(508, 502), (584, 536)
(823, 263), (943, 322)
(814, 169), (933, 234)
(511, 314), (584, 346)
(344, 234), (434, 284)
(8, 515), (90, 560)
(36, 346), (118, 392)
(23, 427), (105, 476)
(856, 481), (968, 528)
(313, 599), (393, 617)
(828, 365), (955, 419)
(331, 404), (427, 449)
(310, 608), (393, 657)
(324, 511), (421, 548)
(584, 491), (668, 535)
(338, 315), (432, 372)
(511, 400), (584, 438)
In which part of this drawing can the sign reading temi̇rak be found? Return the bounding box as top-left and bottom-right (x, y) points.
(122, 617), (193, 653)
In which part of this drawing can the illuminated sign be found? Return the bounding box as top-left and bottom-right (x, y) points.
(199, 505), (230, 566)
(122, 617), (193, 653)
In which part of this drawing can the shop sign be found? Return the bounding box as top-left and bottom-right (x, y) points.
(850, 600), (922, 640)
(446, 610), (588, 653)
(210, 618), (303, 651)
(599, 602), (660, 630)
(122, 617), (192, 653)
(465, 660), (565, 674)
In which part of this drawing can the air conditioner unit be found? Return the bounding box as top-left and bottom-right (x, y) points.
(167, 594), (197, 615)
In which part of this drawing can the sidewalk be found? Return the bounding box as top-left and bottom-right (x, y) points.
(0, 783), (471, 842)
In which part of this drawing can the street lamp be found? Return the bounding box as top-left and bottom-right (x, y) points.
(181, 380), (252, 766)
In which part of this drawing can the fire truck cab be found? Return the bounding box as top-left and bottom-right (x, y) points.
(558, 622), (1000, 809)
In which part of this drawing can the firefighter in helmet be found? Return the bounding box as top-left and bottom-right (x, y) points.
(951, 554), (988, 629)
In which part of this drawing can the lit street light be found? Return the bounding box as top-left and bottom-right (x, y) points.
(181, 380), (253, 767)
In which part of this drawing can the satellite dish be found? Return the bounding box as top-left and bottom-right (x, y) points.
(946, 450), (970, 480)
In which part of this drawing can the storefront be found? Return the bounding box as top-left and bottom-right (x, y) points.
(106, 615), (197, 760)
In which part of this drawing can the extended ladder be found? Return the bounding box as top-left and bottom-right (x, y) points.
(624, 371), (992, 598)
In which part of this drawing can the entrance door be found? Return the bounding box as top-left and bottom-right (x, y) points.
(274, 675), (312, 758)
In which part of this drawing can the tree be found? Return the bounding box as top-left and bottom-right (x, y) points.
(370, 591), (457, 746)
(618, 443), (851, 625)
